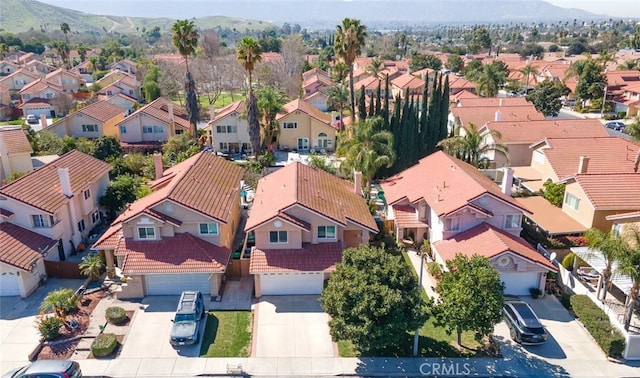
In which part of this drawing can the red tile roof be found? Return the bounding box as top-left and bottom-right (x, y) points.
(124, 97), (190, 129)
(0, 223), (55, 271)
(58, 100), (124, 124)
(455, 97), (530, 107)
(209, 100), (245, 123)
(392, 205), (429, 228)
(569, 174), (640, 211)
(0, 150), (111, 214)
(115, 232), (230, 274)
(0, 127), (33, 154)
(540, 137), (640, 180)
(245, 162), (378, 232)
(249, 241), (342, 273)
(451, 105), (544, 128)
(19, 78), (63, 95)
(433, 223), (556, 271)
(276, 98), (334, 128)
(482, 119), (609, 144)
(391, 73), (425, 90)
(19, 98), (51, 108)
(380, 151), (528, 216)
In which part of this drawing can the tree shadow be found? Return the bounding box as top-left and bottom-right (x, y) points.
(494, 333), (570, 377)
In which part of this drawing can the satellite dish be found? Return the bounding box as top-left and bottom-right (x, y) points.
(549, 252), (557, 261)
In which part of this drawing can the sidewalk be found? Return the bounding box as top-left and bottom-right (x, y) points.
(406, 250), (439, 299)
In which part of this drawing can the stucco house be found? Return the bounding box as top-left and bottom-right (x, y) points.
(47, 100), (126, 139)
(18, 78), (66, 118)
(44, 68), (86, 93)
(0, 150), (112, 262)
(0, 60), (20, 76)
(115, 97), (189, 148)
(246, 163), (378, 296)
(449, 104), (544, 137)
(92, 152), (244, 298)
(204, 100), (251, 154)
(0, 68), (39, 91)
(0, 126), (33, 183)
(276, 98), (340, 152)
(380, 151), (557, 295)
(302, 68), (333, 98)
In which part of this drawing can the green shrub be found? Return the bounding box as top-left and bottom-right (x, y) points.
(560, 292), (572, 310)
(427, 262), (443, 280)
(570, 295), (626, 357)
(91, 333), (118, 357)
(561, 252), (576, 271)
(105, 306), (127, 325)
(36, 314), (63, 341)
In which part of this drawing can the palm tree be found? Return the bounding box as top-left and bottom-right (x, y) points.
(366, 57), (383, 77)
(40, 288), (77, 317)
(331, 61), (349, 84)
(335, 18), (367, 119)
(617, 59), (640, 70)
(618, 227), (640, 331)
(438, 123), (509, 168)
(327, 83), (349, 132)
(256, 86), (287, 150)
(476, 63), (506, 97)
(237, 37), (263, 156)
(336, 116), (395, 194)
(79, 253), (106, 281)
(172, 20), (200, 139)
(584, 228), (626, 301)
(60, 22), (70, 43)
(518, 63), (539, 91)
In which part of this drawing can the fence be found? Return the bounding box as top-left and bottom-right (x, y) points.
(44, 260), (83, 279)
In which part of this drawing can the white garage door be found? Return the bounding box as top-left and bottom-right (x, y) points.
(501, 272), (540, 296)
(145, 273), (210, 295)
(0, 272), (21, 296)
(260, 272), (324, 295)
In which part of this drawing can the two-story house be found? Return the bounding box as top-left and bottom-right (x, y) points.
(390, 73), (425, 100)
(449, 104), (544, 137)
(47, 100), (126, 139)
(0, 150), (112, 263)
(0, 126), (33, 183)
(302, 68), (333, 99)
(276, 98), (339, 152)
(19, 78), (66, 118)
(92, 152), (244, 298)
(204, 100), (251, 154)
(380, 151), (556, 295)
(246, 163), (378, 296)
(44, 68), (86, 93)
(95, 70), (141, 101)
(0, 68), (39, 91)
(0, 60), (20, 76)
(115, 97), (189, 148)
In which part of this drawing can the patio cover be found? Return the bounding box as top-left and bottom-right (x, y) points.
(511, 166), (544, 192)
(571, 246), (633, 295)
(516, 196), (587, 236)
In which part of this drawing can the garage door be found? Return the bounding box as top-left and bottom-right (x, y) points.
(145, 273), (210, 295)
(0, 272), (21, 296)
(260, 272), (324, 295)
(501, 272), (541, 296)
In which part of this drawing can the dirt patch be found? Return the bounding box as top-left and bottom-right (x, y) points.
(87, 335), (124, 359)
(36, 290), (107, 360)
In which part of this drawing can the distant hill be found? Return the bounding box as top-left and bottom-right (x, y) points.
(0, 0), (275, 34)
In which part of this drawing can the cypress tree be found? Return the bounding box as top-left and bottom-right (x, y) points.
(419, 83), (429, 158)
(427, 72), (441, 153)
(441, 75), (451, 139)
(358, 86), (367, 122)
(368, 90), (375, 118)
(383, 74), (390, 130)
(375, 79), (382, 116)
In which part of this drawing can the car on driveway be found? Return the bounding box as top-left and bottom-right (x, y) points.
(170, 291), (205, 346)
(503, 299), (548, 345)
(605, 121), (626, 132)
(25, 115), (38, 124)
(2, 360), (81, 378)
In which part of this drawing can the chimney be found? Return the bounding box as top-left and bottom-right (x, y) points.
(57, 168), (73, 198)
(501, 167), (514, 196)
(494, 110), (502, 121)
(209, 104), (215, 121)
(353, 170), (363, 196)
(167, 102), (174, 124)
(499, 98), (503, 106)
(154, 153), (163, 180)
(578, 156), (590, 174)
(39, 114), (47, 128)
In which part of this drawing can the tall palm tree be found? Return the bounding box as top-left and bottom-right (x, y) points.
(518, 63), (539, 91)
(172, 20), (200, 139)
(256, 86), (287, 150)
(331, 61), (349, 84)
(366, 57), (383, 77)
(236, 37), (263, 156)
(618, 227), (640, 331)
(60, 22), (70, 43)
(476, 63), (506, 97)
(438, 123), (509, 168)
(327, 83), (349, 132)
(584, 228), (626, 301)
(335, 18), (367, 119)
(336, 116), (395, 194)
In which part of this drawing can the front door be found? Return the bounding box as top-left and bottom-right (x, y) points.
(57, 239), (65, 261)
(297, 138), (309, 151)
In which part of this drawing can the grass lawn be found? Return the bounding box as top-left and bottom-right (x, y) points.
(199, 311), (253, 357)
(172, 92), (246, 112)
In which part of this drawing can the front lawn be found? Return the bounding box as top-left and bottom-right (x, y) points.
(199, 311), (252, 357)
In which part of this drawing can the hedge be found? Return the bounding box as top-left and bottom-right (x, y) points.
(105, 306), (126, 325)
(569, 295), (626, 357)
(91, 333), (118, 357)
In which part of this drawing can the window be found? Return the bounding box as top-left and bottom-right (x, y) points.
(283, 122), (297, 129)
(164, 203), (173, 213)
(143, 126), (153, 134)
(153, 125), (163, 133)
(77, 219), (85, 232)
(138, 227), (156, 239)
(219, 142), (228, 151)
(216, 125), (226, 133)
(269, 231), (288, 243)
(91, 211), (100, 224)
(46, 93), (53, 99)
(119, 125), (127, 134)
(242, 143), (252, 152)
(199, 223), (219, 235)
(444, 217), (460, 231)
(564, 192), (581, 211)
(106, 90), (113, 96)
(83, 189), (91, 200)
(505, 214), (522, 229)
(32, 214), (46, 228)
(318, 225), (336, 239)
(227, 125), (237, 133)
(82, 124), (98, 132)
(175, 129), (183, 135)
(129, 89), (134, 95)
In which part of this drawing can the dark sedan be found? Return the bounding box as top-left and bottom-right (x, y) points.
(503, 300), (548, 345)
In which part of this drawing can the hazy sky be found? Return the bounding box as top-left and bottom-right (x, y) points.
(35, 0), (640, 19)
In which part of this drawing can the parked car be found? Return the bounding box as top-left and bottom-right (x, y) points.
(503, 299), (548, 345)
(605, 121), (626, 132)
(170, 290), (205, 346)
(2, 360), (81, 378)
(25, 115), (38, 124)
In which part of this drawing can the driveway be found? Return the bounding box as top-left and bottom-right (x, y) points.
(253, 296), (334, 357)
(494, 295), (627, 377)
(118, 296), (205, 359)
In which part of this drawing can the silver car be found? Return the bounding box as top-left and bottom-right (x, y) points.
(3, 360), (81, 378)
(170, 291), (205, 346)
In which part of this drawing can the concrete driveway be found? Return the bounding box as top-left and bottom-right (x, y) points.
(494, 295), (621, 377)
(253, 295), (334, 358)
(118, 296), (205, 359)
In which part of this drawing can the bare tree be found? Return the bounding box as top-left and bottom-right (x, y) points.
(51, 93), (75, 116)
(200, 30), (221, 60)
(280, 34), (305, 98)
(157, 60), (184, 105)
(192, 56), (224, 106)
